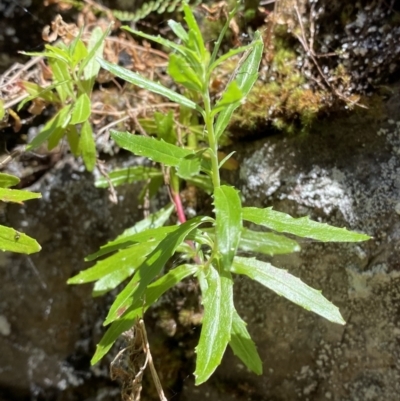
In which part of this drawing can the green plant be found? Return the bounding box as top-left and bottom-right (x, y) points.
(19, 25), (110, 171)
(0, 172), (41, 254)
(67, 1), (370, 386)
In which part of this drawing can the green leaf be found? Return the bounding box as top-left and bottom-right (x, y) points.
(183, 4), (206, 59)
(97, 58), (199, 111)
(154, 111), (176, 144)
(176, 153), (203, 179)
(229, 309), (262, 375)
(122, 25), (189, 58)
(82, 26), (108, 92)
(48, 58), (74, 103)
(104, 215), (212, 326)
(168, 20), (188, 42)
(91, 263), (198, 365)
(239, 228), (300, 255)
(66, 125), (80, 156)
(242, 207), (371, 242)
(68, 241), (159, 284)
(70, 93), (91, 124)
(0, 225), (41, 254)
(95, 166), (162, 188)
(27, 105), (71, 151)
(70, 38), (88, 68)
(0, 173), (19, 188)
(79, 121), (96, 171)
(0, 188), (41, 203)
(195, 266), (234, 385)
(111, 131), (193, 167)
(232, 257), (345, 325)
(20, 81), (59, 104)
(214, 186), (242, 271)
(215, 31), (264, 140)
(86, 224), (177, 262)
(168, 53), (203, 92)
(0, 99), (4, 120)
(212, 81), (243, 116)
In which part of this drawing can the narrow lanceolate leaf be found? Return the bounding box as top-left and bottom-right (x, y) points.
(195, 266), (234, 385)
(168, 53), (203, 92)
(111, 131), (193, 167)
(27, 105), (71, 151)
(91, 263), (198, 365)
(82, 26), (107, 92)
(85, 225), (177, 261)
(48, 58), (74, 104)
(215, 31), (264, 140)
(214, 186), (242, 271)
(242, 207), (370, 242)
(68, 241), (158, 284)
(70, 93), (91, 124)
(239, 228), (300, 256)
(232, 257), (345, 325)
(168, 20), (188, 42)
(97, 58), (198, 111)
(95, 166), (162, 188)
(0, 173), (19, 188)
(0, 225), (41, 254)
(0, 188), (41, 203)
(229, 309), (262, 375)
(104, 216), (213, 325)
(79, 120), (96, 171)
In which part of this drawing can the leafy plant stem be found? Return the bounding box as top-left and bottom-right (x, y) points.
(203, 91), (220, 189)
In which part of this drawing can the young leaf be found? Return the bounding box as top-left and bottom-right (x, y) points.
(104, 216), (213, 325)
(232, 257), (345, 325)
(97, 58), (199, 111)
(70, 38), (88, 68)
(0, 225), (41, 254)
(154, 111), (175, 144)
(183, 3), (207, 59)
(0, 173), (19, 188)
(214, 186), (242, 271)
(168, 20), (188, 42)
(95, 166), (162, 188)
(70, 93), (91, 124)
(242, 207), (371, 242)
(215, 31), (264, 140)
(176, 153), (203, 179)
(91, 263), (198, 365)
(111, 131), (193, 167)
(195, 266), (234, 385)
(229, 309), (262, 375)
(27, 105), (71, 151)
(212, 81), (243, 117)
(79, 120), (96, 171)
(0, 188), (41, 203)
(82, 26), (107, 93)
(48, 58), (74, 103)
(239, 228), (301, 256)
(168, 53), (203, 92)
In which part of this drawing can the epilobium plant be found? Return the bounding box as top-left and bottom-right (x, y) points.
(69, 2), (370, 385)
